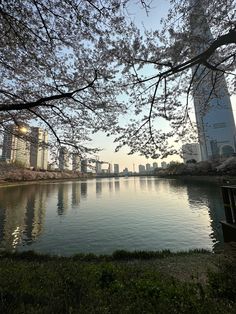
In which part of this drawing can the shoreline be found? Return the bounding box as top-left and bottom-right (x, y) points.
(156, 174), (236, 185)
(0, 173), (236, 187)
(0, 176), (88, 188)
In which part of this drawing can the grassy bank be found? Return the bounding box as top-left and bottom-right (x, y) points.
(1, 249), (236, 313)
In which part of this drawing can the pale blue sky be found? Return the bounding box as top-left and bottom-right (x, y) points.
(91, 0), (180, 171)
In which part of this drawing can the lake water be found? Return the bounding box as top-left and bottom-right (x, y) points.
(0, 177), (225, 255)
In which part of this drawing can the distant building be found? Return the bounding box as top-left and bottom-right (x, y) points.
(138, 165), (146, 173)
(59, 147), (69, 171)
(2, 124), (30, 166)
(123, 167), (129, 175)
(113, 164), (119, 174)
(146, 163), (151, 172)
(72, 153), (81, 171)
(95, 160), (102, 174)
(81, 159), (88, 173)
(153, 162), (158, 169)
(108, 163), (113, 173)
(161, 161), (167, 169)
(30, 127), (48, 170)
(182, 143), (201, 163)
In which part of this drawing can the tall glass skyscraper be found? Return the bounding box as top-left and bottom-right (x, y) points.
(190, 0), (236, 160)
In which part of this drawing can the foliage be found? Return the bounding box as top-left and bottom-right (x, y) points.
(0, 248), (211, 262)
(186, 159), (197, 164)
(208, 260), (236, 302)
(0, 0), (235, 159)
(157, 157), (236, 176)
(0, 0), (128, 158)
(0, 250), (235, 313)
(112, 0), (236, 158)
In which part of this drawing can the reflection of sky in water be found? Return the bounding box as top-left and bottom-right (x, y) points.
(0, 177), (225, 255)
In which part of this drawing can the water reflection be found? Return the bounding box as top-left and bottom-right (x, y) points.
(72, 183), (80, 207)
(0, 185), (46, 250)
(124, 178), (129, 188)
(184, 181), (224, 250)
(96, 181), (102, 196)
(57, 184), (69, 215)
(114, 180), (120, 191)
(80, 182), (87, 199)
(139, 177), (147, 189)
(147, 178), (153, 190)
(108, 180), (113, 192)
(24, 187), (46, 244)
(0, 177), (226, 254)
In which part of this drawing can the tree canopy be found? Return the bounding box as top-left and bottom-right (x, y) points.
(0, 0), (235, 160)
(0, 0), (128, 158)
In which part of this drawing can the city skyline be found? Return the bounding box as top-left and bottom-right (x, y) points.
(1, 1), (235, 170)
(0, 123), (177, 173)
(89, 0), (236, 169)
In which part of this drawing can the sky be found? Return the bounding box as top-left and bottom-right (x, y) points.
(88, 0), (236, 172)
(0, 0), (171, 172)
(90, 0), (175, 171)
(2, 0), (235, 172)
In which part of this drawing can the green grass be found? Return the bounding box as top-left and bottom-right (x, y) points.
(0, 250), (235, 313)
(0, 248), (211, 262)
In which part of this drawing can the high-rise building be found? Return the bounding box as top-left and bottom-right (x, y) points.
(161, 161), (167, 169)
(95, 160), (102, 174)
(2, 124), (48, 169)
(182, 143), (201, 163)
(108, 163), (112, 173)
(113, 164), (119, 174)
(153, 162), (158, 169)
(81, 159), (88, 173)
(138, 164), (146, 173)
(146, 163), (151, 172)
(30, 127), (48, 170)
(190, 0), (236, 160)
(2, 124), (30, 166)
(72, 153), (81, 171)
(59, 147), (69, 171)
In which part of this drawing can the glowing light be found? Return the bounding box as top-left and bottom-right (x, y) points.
(19, 126), (28, 134)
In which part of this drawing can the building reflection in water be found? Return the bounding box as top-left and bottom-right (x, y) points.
(152, 178), (225, 250)
(80, 182), (87, 199)
(139, 177), (147, 190)
(108, 180), (113, 192)
(57, 184), (69, 215)
(158, 178), (187, 195)
(165, 179), (224, 250)
(184, 180), (225, 250)
(96, 180), (102, 196)
(0, 177), (226, 253)
(147, 178), (153, 191)
(0, 184), (46, 250)
(24, 185), (46, 244)
(114, 180), (120, 192)
(123, 178), (129, 189)
(72, 183), (81, 207)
